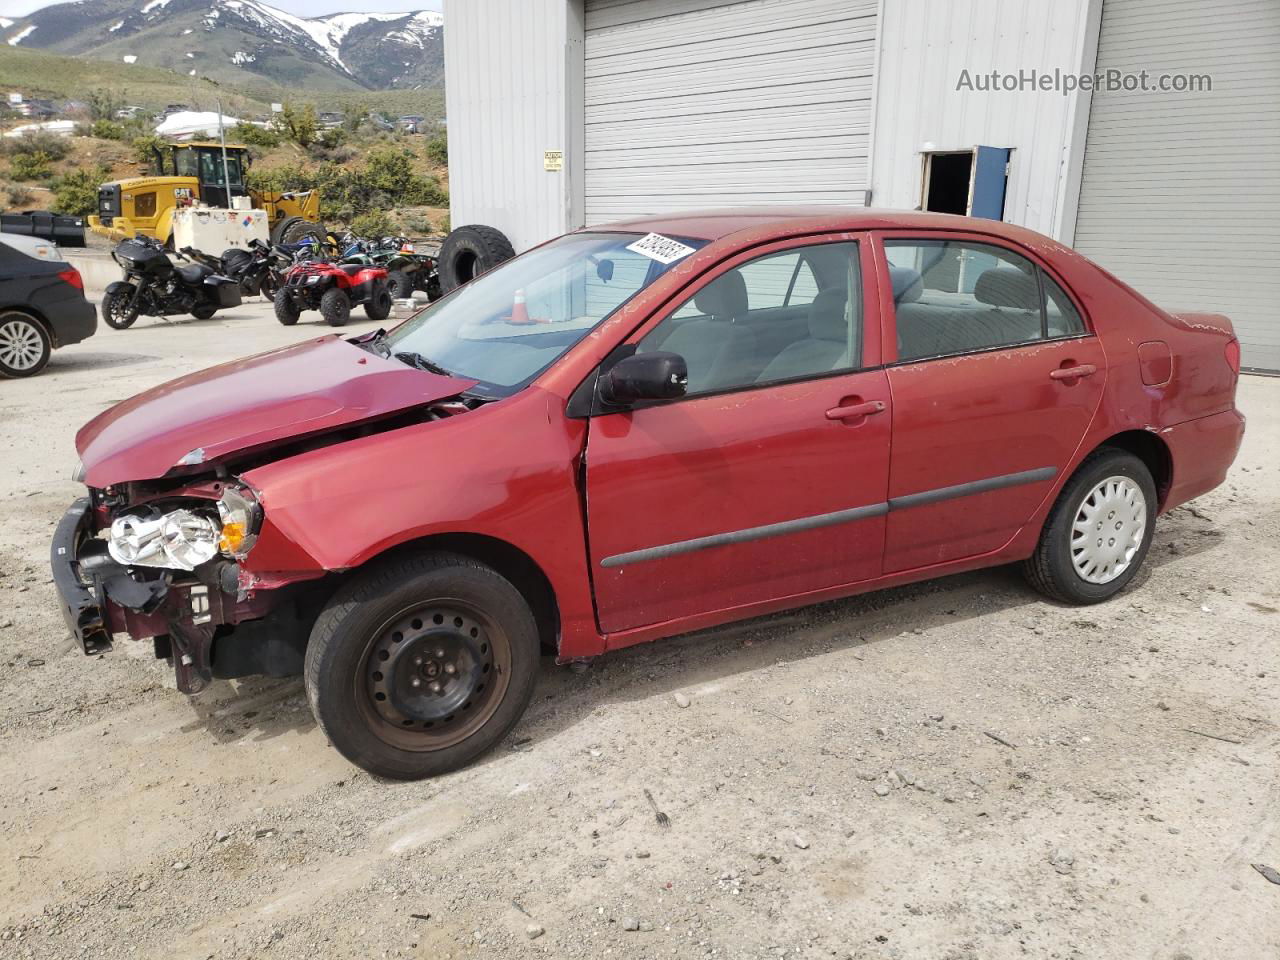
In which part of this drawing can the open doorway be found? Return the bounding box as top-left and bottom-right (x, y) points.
(921, 146), (1011, 221)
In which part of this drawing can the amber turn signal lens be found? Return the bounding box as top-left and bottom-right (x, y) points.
(219, 521), (248, 554)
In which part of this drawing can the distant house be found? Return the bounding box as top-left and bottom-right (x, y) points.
(15, 98), (55, 119)
(317, 111), (344, 130)
(397, 115), (425, 134)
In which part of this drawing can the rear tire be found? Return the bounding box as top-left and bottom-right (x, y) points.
(273, 287), (300, 326)
(304, 551), (540, 779)
(1023, 449), (1157, 605)
(320, 287), (351, 327)
(101, 286), (139, 330)
(0, 310), (51, 378)
(364, 283), (392, 322)
(387, 270), (414, 300)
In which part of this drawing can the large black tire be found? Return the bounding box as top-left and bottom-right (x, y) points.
(1023, 449), (1157, 605)
(364, 283), (392, 322)
(273, 287), (300, 326)
(190, 304), (217, 320)
(320, 287), (351, 327)
(304, 551), (540, 779)
(438, 224), (515, 293)
(387, 269), (414, 300)
(101, 286), (139, 330)
(276, 217), (326, 248)
(259, 271), (279, 301)
(0, 310), (51, 378)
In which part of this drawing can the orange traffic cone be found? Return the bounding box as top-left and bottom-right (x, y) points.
(509, 288), (531, 325)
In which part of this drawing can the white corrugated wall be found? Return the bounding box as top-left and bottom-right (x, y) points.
(443, 0), (584, 253)
(1071, 0), (1280, 372)
(582, 0), (878, 224)
(870, 0), (1098, 239)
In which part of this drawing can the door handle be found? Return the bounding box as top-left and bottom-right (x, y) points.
(825, 399), (886, 421)
(1049, 363), (1097, 381)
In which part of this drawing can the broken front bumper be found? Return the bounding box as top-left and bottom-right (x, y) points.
(50, 497), (113, 656)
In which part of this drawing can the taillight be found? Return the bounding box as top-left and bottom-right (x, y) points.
(58, 267), (84, 291)
(1225, 338), (1241, 375)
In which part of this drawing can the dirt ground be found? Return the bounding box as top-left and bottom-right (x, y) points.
(0, 295), (1276, 960)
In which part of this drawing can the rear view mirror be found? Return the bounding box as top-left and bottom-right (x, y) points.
(601, 351), (688, 405)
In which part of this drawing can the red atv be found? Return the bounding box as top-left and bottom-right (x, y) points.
(273, 260), (393, 327)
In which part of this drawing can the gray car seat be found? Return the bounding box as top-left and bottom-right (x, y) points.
(653, 270), (757, 393)
(755, 287), (851, 382)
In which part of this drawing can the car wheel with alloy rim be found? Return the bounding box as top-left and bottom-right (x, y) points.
(0, 311), (51, 378)
(1023, 448), (1157, 604)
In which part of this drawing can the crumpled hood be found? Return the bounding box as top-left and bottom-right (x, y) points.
(77, 335), (474, 487)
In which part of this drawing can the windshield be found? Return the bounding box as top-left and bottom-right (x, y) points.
(383, 231), (704, 397)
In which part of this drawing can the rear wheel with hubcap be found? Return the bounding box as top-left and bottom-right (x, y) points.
(305, 552), (539, 779)
(0, 311), (51, 378)
(1023, 449), (1157, 604)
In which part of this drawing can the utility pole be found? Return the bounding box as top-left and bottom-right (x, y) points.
(216, 96), (232, 206)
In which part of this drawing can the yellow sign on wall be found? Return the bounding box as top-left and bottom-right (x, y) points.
(543, 150), (564, 172)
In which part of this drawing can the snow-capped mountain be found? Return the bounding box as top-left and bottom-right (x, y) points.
(0, 0), (444, 91)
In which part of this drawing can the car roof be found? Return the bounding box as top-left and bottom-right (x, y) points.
(586, 207), (1040, 243)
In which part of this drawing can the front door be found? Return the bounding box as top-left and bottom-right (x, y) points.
(879, 232), (1106, 572)
(584, 237), (892, 636)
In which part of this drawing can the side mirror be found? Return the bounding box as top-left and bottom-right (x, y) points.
(601, 351), (688, 405)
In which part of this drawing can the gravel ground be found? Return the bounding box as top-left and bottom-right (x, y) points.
(0, 296), (1276, 959)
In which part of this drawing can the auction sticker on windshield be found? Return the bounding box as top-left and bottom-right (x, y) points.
(626, 233), (697, 264)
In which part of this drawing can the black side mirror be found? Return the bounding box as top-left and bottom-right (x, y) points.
(601, 351), (688, 405)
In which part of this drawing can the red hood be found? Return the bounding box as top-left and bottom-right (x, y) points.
(77, 336), (474, 486)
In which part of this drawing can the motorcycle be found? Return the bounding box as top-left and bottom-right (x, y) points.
(180, 238), (295, 300)
(340, 234), (441, 302)
(101, 236), (242, 330)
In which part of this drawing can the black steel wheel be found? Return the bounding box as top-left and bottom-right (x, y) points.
(320, 287), (350, 327)
(305, 551), (539, 779)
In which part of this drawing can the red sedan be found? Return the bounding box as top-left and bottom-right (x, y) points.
(51, 209), (1245, 778)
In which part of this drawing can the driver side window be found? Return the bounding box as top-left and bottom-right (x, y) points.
(638, 242), (862, 396)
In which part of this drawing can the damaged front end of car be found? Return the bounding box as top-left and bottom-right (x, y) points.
(51, 476), (316, 694)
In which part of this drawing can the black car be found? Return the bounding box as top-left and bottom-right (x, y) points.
(0, 238), (97, 378)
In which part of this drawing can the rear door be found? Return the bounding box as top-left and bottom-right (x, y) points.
(584, 236), (891, 636)
(878, 232), (1106, 573)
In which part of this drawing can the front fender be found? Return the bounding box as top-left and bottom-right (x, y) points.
(104, 280), (137, 298)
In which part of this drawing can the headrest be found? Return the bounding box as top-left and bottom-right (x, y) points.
(888, 266), (922, 303)
(694, 269), (748, 321)
(808, 288), (848, 342)
(974, 267), (1039, 310)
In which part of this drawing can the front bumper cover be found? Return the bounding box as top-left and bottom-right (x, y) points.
(50, 497), (113, 656)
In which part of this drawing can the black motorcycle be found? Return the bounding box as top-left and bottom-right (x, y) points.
(101, 236), (243, 330)
(180, 238), (295, 300)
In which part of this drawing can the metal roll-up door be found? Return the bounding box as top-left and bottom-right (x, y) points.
(1073, 0), (1280, 371)
(583, 0), (878, 225)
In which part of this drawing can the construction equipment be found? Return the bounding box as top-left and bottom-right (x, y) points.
(87, 142), (323, 248)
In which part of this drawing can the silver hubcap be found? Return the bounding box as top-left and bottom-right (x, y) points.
(1071, 476), (1147, 584)
(0, 317), (45, 371)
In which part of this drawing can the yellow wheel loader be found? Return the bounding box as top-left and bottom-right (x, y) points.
(87, 142), (323, 247)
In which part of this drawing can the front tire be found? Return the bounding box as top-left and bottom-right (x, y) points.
(320, 288), (351, 327)
(1023, 449), (1157, 604)
(387, 269), (414, 300)
(0, 310), (51, 378)
(364, 283), (392, 322)
(304, 552), (540, 779)
(273, 287), (300, 326)
(101, 286), (139, 330)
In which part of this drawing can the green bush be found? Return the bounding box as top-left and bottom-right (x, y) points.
(8, 151), (54, 181)
(91, 119), (127, 141)
(4, 183), (34, 207)
(231, 122), (281, 148)
(425, 130), (447, 166)
(1, 130), (71, 162)
(86, 88), (125, 123)
(272, 103), (318, 148)
(132, 134), (171, 174)
(349, 210), (396, 238)
(52, 165), (109, 216)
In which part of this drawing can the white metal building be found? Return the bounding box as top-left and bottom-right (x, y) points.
(444, 0), (1280, 371)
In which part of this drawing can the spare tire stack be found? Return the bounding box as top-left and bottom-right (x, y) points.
(437, 225), (515, 293)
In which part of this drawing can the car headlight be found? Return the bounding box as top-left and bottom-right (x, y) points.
(107, 486), (260, 571)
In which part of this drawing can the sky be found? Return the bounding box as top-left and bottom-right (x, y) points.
(3, 0), (441, 16)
